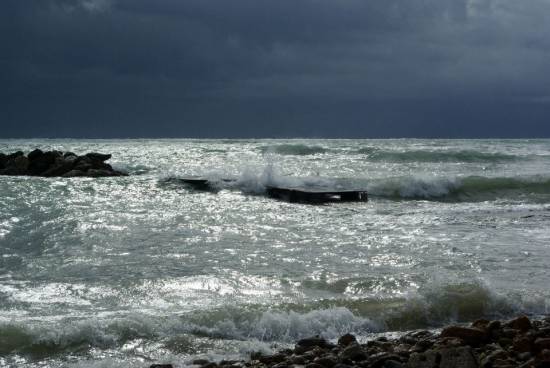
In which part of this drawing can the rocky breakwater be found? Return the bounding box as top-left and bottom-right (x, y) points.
(0, 149), (127, 177)
(150, 316), (550, 368)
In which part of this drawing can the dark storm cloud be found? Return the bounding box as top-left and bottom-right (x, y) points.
(2, 0), (550, 137)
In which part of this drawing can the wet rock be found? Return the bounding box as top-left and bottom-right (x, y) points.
(192, 359), (211, 365)
(440, 326), (487, 346)
(507, 316), (532, 332)
(406, 350), (439, 368)
(368, 353), (403, 367)
(314, 356), (337, 368)
(41, 157), (75, 177)
(150, 365), (174, 368)
(201, 363), (218, 368)
(536, 338), (550, 350)
(86, 152), (112, 162)
(1, 155), (29, 175)
(61, 169), (87, 177)
(0, 150), (126, 177)
(332, 364), (352, 368)
(0, 153), (7, 169)
(513, 336), (533, 353)
(339, 343), (367, 362)
(28, 150), (59, 175)
(290, 356), (307, 365)
(305, 364), (325, 368)
(296, 337), (333, 354)
(338, 334), (357, 347)
(472, 319), (491, 330)
(411, 347), (478, 368)
(271, 363), (288, 368)
(488, 320), (502, 331)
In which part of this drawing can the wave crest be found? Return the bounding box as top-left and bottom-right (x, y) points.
(369, 175), (550, 201)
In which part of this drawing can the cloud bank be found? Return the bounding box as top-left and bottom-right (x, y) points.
(2, 0), (550, 137)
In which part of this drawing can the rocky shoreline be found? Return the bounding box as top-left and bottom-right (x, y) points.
(151, 316), (550, 368)
(0, 149), (127, 177)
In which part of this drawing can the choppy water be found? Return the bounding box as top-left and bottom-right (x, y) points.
(1, 139), (550, 367)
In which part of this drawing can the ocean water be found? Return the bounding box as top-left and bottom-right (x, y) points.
(1, 139), (550, 367)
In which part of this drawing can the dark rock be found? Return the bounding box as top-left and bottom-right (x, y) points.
(536, 338), (550, 350)
(296, 336), (334, 354)
(291, 356), (307, 365)
(507, 316), (532, 332)
(258, 353), (286, 365)
(87, 169), (115, 177)
(368, 353), (403, 367)
(517, 352), (533, 361)
(271, 363), (288, 368)
(406, 350), (440, 368)
(305, 364), (325, 368)
(86, 152), (112, 162)
(333, 364), (353, 368)
(315, 356), (337, 368)
(219, 360), (239, 366)
(383, 360), (403, 368)
(472, 319), (490, 330)
(498, 338), (513, 348)
(298, 336), (331, 348)
(501, 328), (518, 338)
(41, 157), (76, 177)
(339, 343), (367, 362)
(513, 336), (533, 353)
(440, 326), (487, 346)
(488, 320), (502, 331)
(1, 155), (29, 175)
(201, 363), (218, 368)
(0, 153), (7, 169)
(412, 339), (434, 353)
(27, 149), (44, 161)
(338, 334), (357, 347)
(28, 150), (59, 175)
(150, 365), (174, 368)
(61, 169), (87, 177)
(7, 151), (24, 160)
(192, 359), (211, 365)
(63, 151), (77, 158)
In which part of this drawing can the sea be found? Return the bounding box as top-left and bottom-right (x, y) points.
(1, 139), (549, 367)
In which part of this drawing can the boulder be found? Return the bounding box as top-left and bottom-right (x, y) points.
(86, 152), (112, 162)
(27, 148), (44, 161)
(339, 343), (367, 362)
(438, 347), (478, 368)
(0, 153), (7, 169)
(338, 334), (357, 347)
(28, 151), (61, 175)
(507, 316), (532, 332)
(61, 170), (87, 177)
(41, 157), (76, 177)
(1, 155), (29, 175)
(407, 350), (439, 368)
(314, 356), (337, 367)
(440, 326), (487, 346)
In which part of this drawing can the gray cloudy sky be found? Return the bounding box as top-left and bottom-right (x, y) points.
(2, 0), (550, 138)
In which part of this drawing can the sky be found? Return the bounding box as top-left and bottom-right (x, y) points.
(2, 0), (550, 138)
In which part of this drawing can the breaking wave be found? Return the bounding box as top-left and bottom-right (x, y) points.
(260, 144), (329, 156)
(0, 281), (542, 358)
(368, 175), (550, 201)
(358, 149), (521, 163)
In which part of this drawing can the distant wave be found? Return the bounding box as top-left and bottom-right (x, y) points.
(260, 144), (329, 156)
(257, 144), (526, 162)
(368, 175), (550, 201)
(358, 148), (520, 163)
